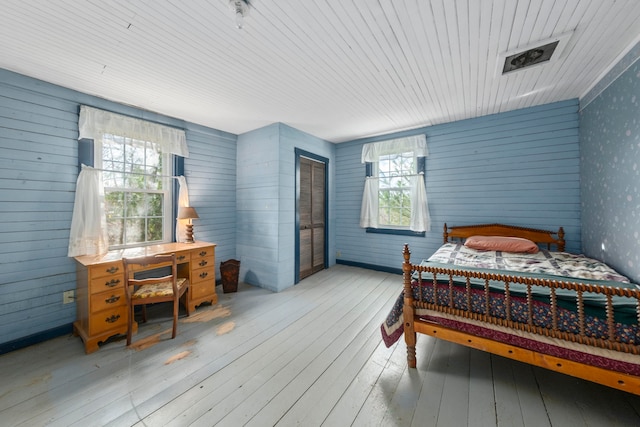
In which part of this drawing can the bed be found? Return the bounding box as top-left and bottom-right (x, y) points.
(381, 223), (640, 395)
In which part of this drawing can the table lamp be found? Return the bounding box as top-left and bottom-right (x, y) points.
(178, 206), (200, 243)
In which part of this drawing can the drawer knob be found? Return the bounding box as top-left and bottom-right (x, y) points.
(106, 266), (120, 274)
(199, 272), (208, 279)
(199, 251), (207, 257)
(105, 314), (121, 324)
(105, 295), (120, 304)
(199, 260), (208, 267)
(105, 279), (120, 288)
(177, 255), (186, 261)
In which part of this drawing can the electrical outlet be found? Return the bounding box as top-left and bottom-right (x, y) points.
(63, 290), (75, 304)
(336, 251), (341, 257)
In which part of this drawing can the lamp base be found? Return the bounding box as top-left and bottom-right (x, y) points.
(185, 224), (195, 243)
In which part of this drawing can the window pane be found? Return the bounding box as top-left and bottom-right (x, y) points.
(379, 174), (391, 188)
(389, 176), (403, 188)
(103, 171), (125, 188)
(124, 173), (145, 190)
(147, 193), (163, 216)
(146, 142), (162, 167)
(389, 208), (402, 225)
(105, 191), (124, 220)
(401, 190), (411, 208)
(107, 217), (124, 246)
(376, 152), (416, 228)
(125, 139), (146, 167)
(125, 192), (146, 217)
(146, 164), (163, 191)
(125, 218), (145, 244)
(147, 218), (163, 242)
(102, 141), (124, 165)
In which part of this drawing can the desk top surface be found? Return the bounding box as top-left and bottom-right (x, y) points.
(74, 241), (215, 267)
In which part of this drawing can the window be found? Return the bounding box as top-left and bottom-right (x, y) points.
(73, 105), (189, 253)
(360, 135), (430, 234)
(375, 151), (419, 228)
(96, 134), (173, 248)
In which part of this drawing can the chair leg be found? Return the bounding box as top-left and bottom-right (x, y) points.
(127, 305), (133, 346)
(141, 304), (147, 323)
(172, 298), (178, 339)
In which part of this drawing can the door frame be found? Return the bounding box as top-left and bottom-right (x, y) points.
(294, 148), (329, 284)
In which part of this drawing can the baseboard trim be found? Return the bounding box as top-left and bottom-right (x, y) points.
(0, 323), (73, 355)
(336, 259), (402, 275)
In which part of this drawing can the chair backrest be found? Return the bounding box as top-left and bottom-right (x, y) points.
(122, 253), (178, 297)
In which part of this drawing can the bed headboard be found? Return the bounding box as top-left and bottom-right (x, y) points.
(443, 223), (565, 252)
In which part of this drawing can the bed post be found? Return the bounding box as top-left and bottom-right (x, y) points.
(558, 227), (565, 252)
(403, 244), (417, 368)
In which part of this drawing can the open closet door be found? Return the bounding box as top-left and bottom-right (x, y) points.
(298, 155), (326, 280)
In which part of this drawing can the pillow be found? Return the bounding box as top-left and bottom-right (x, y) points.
(464, 235), (539, 254)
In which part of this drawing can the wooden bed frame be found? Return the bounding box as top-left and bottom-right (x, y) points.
(402, 223), (640, 395)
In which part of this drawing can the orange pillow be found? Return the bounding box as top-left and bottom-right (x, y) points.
(464, 235), (539, 254)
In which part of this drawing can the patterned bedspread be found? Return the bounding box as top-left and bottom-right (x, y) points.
(381, 245), (639, 352)
(425, 243), (630, 283)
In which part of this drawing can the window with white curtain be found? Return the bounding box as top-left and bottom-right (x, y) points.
(77, 105), (188, 250)
(360, 135), (431, 235)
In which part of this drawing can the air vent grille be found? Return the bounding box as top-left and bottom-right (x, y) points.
(502, 41), (559, 74)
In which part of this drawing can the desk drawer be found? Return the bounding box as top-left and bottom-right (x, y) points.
(191, 246), (214, 262)
(192, 263), (215, 284)
(90, 274), (124, 295)
(174, 251), (190, 264)
(91, 261), (123, 279)
(191, 280), (215, 300)
(89, 305), (128, 336)
(91, 289), (126, 313)
(193, 255), (214, 270)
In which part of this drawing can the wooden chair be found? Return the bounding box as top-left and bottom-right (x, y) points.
(122, 253), (191, 346)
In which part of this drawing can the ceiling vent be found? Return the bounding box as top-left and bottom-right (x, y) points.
(498, 31), (573, 75)
(502, 41), (559, 74)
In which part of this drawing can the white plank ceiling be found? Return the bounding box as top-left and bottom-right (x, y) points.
(1, 0), (639, 143)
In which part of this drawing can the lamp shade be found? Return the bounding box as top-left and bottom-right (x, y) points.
(178, 206), (199, 220)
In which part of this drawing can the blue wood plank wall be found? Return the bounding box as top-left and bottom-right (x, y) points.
(0, 68), (237, 349)
(236, 124), (281, 291)
(236, 123), (335, 292)
(335, 99), (581, 272)
(183, 123), (237, 278)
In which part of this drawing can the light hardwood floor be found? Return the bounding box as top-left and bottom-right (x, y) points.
(2, 265), (640, 426)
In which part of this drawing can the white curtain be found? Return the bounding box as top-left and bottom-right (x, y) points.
(68, 165), (109, 257)
(359, 177), (379, 228)
(410, 173), (431, 232)
(78, 105), (189, 157)
(175, 176), (190, 243)
(361, 134), (427, 163)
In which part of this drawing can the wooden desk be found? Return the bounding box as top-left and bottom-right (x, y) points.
(73, 241), (217, 353)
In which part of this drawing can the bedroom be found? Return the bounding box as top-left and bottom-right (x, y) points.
(1, 0), (640, 424)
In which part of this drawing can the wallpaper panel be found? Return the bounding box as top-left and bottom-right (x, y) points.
(580, 59), (640, 284)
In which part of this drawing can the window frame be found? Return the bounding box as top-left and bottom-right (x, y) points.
(79, 136), (179, 250)
(95, 135), (174, 249)
(365, 155), (426, 237)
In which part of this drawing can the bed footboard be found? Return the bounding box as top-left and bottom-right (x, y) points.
(400, 243), (640, 395)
